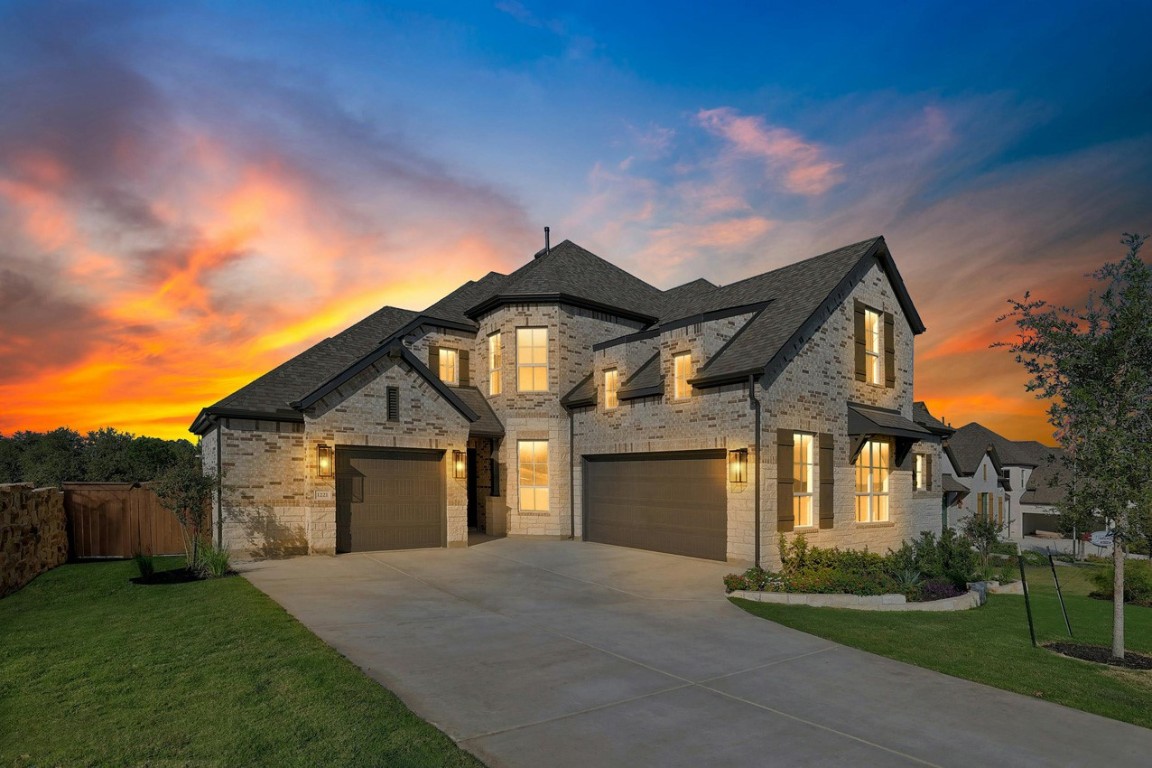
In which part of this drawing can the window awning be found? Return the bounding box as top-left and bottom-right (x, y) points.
(847, 403), (935, 465)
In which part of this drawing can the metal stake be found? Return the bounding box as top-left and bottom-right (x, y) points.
(1048, 548), (1073, 637)
(1019, 555), (1037, 647)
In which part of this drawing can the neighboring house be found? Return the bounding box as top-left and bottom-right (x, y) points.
(191, 235), (947, 567)
(941, 422), (1068, 538)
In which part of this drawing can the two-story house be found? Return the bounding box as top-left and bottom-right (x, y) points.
(191, 235), (944, 567)
(941, 422), (1069, 539)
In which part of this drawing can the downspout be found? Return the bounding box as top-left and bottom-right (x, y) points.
(748, 374), (761, 568)
(569, 407), (576, 540)
(215, 421), (223, 548)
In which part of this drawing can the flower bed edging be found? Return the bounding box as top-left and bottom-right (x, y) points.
(728, 588), (984, 611)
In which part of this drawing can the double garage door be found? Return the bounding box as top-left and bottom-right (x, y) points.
(584, 451), (727, 562)
(336, 448), (445, 553)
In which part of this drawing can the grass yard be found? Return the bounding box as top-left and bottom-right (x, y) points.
(733, 562), (1152, 729)
(0, 558), (484, 768)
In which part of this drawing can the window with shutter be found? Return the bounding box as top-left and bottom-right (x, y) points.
(819, 433), (834, 529)
(776, 430), (794, 532)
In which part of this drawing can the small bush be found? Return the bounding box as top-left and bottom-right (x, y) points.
(197, 543), (232, 579)
(989, 540), (1019, 556)
(918, 578), (966, 602)
(133, 551), (155, 580)
(886, 529), (979, 588)
(1089, 561), (1152, 606)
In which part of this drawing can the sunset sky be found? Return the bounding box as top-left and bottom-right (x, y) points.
(1, 1), (1149, 444)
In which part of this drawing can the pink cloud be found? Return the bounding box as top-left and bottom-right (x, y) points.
(696, 107), (843, 195)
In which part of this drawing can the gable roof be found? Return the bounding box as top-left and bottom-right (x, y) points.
(618, 353), (664, 400)
(454, 387), (505, 437)
(687, 237), (924, 386)
(465, 240), (665, 323)
(947, 422), (1047, 474)
(422, 271), (507, 326)
(190, 305), (418, 432)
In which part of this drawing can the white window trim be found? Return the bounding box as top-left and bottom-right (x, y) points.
(915, 454), (928, 491)
(439, 348), (459, 386)
(793, 432), (816, 527)
(855, 439), (890, 522)
(864, 308), (882, 385)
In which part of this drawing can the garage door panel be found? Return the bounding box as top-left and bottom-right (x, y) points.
(336, 448), (444, 553)
(585, 452), (726, 561)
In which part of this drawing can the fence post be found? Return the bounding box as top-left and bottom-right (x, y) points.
(1019, 555), (1037, 648)
(1048, 548), (1073, 637)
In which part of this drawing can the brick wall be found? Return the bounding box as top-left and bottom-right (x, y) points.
(1, 484), (67, 598)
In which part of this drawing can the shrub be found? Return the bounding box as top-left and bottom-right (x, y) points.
(133, 551), (155, 580)
(1089, 561), (1152, 606)
(918, 578), (966, 602)
(197, 543), (232, 579)
(989, 539), (1019, 556)
(1019, 550), (1049, 567)
(723, 567), (772, 593)
(886, 529), (979, 588)
(962, 513), (1004, 564)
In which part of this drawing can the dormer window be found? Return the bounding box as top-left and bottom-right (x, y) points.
(604, 369), (618, 409)
(439, 348), (459, 385)
(673, 352), (692, 400)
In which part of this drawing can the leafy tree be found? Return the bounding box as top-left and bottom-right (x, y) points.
(152, 460), (216, 569)
(961, 511), (1003, 570)
(16, 428), (85, 487)
(83, 427), (138, 482)
(999, 233), (1152, 660)
(0, 434), (20, 483)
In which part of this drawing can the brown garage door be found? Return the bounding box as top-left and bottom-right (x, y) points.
(584, 451), (727, 561)
(336, 448), (445, 553)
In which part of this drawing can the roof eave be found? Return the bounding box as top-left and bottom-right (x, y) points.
(465, 293), (658, 325)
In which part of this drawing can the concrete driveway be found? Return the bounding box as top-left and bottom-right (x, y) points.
(243, 539), (1152, 767)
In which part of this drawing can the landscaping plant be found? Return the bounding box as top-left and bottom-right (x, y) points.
(132, 550), (155, 581)
(153, 460), (216, 571)
(1090, 560), (1152, 607)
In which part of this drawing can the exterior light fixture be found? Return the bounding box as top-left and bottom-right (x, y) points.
(317, 444), (334, 479)
(728, 448), (748, 484)
(453, 450), (467, 479)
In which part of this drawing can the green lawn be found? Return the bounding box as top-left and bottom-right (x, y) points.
(0, 558), (484, 768)
(733, 562), (1152, 729)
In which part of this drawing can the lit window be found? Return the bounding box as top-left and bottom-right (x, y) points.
(915, 454), (927, 491)
(488, 333), (502, 396)
(517, 328), (548, 391)
(438, 348), (459, 385)
(854, 439), (889, 522)
(673, 352), (692, 400)
(604, 369), (618, 410)
(518, 440), (549, 512)
(793, 433), (816, 527)
(864, 308), (882, 385)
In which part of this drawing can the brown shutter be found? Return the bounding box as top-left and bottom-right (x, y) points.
(777, 429), (794, 532)
(926, 454), (933, 491)
(883, 312), (896, 388)
(853, 301), (866, 382)
(428, 344), (441, 377)
(819, 433), (834, 529)
(459, 350), (470, 387)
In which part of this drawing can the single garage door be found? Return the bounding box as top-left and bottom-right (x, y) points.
(584, 450), (727, 561)
(336, 448), (445, 553)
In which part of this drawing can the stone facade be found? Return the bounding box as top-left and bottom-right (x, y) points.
(202, 245), (941, 566)
(1, 483), (68, 598)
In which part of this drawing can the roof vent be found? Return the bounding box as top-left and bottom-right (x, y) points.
(538, 226), (550, 258)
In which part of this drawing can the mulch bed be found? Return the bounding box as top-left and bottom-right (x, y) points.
(130, 569), (202, 585)
(1045, 642), (1152, 670)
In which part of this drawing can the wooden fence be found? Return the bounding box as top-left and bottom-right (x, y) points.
(63, 483), (189, 559)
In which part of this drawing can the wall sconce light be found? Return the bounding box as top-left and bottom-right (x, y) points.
(453, 450), (467, 479)
(728, 448), (748, 484)
(317, 444), (334, 479)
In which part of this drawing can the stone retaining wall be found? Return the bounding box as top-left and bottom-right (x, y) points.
(729, 587), (984, 611)
(1, 483), (68, 598)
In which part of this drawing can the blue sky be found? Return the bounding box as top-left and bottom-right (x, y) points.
(0, 0), (1149, 439)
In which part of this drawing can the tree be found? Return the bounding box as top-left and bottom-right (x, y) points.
(962, 511), (1003, 572)
(0, 434), (20, 483)
(152, 461), (215, 569)
(15, 428), (85, 487)
(999, 233), (1152, 660)
(84, 427), (138, 482)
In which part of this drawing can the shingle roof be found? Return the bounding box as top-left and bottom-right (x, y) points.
(913, 402), (954, 435)
(454, 387), (505, 437)
(423, 272), (507, 326)
(659, 278), (719, 321)
(847, 404), (934, 440)
(465, 240), (665, 321)
(947, 422), (1044, 475)
(560, 373), (596, 408)
(618, 353), (663, 400)
(689, 238), (919, 385)
(1020, 447), (1066, 506)
(941, 474), (969, 494)
(201, 305), (418, 420)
